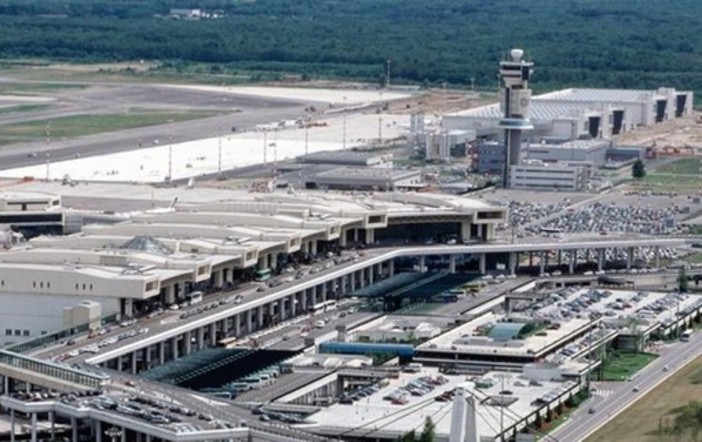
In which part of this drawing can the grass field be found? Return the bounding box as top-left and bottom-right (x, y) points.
(685, 252), (702, 264)
(0, 82), (86, 95)
(0, 110), (219, 143)
(655, 157), (702, 175)
(638, 157), (702, 190)
(0, 104), (50, 114)
(640, 173), (702, 190)
(586, 355), (702, 442)
(599, 352), (658, 381)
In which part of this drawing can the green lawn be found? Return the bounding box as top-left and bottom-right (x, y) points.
(655, 158), (702, 175)
(684, 253), (702, 264)
(639, 158), (702, 190)
(599, 352), (658, 381)
(0, 82), (86, 95)
(641, 173), (702, 190)
(0, 110), (219, 142)
(0, 104), (50, 114)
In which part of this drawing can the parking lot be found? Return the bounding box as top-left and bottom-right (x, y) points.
(492, 189), (701, 239)
(310, 366), (579, 440)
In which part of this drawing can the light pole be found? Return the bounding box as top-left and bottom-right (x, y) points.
(45, 123), (51, 181)
(378, 91), (383, 145)
(263, 130), (268, 165)
(166, 119), (174, 182)
(495, 373), (511, 441)
(217, 116), (223, 177)
(305, 114), (310, 156)
(342, 96), (348, 150)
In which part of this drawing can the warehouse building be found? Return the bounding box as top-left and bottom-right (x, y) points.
(306, 167), (425, 191)
(525, 139), (610, 166)
(297, 151), (393, 168)
(444, 87), (694, 142)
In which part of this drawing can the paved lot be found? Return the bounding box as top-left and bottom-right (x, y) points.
(0, 83), (311, 170)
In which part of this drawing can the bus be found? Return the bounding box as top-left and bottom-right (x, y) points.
(311, 300), (337, 315)
(434, 293), (458, 303)
(185, 291), (203, 305)
(539, 227), (563, 238)
(218, 336), (238, 348)
(681, 329), (693, 342)
(255, 269), (272, 282)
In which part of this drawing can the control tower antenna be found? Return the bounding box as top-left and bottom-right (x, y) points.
(497, 48), (534, 188)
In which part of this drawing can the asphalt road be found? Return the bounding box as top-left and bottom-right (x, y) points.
(34, 250), (390, 362)
(550, 333), (702, 442)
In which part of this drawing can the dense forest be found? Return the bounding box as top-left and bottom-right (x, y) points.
(0, 0), (700, 96)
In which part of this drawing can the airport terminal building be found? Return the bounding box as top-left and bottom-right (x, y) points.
(0, 189), (507, 345)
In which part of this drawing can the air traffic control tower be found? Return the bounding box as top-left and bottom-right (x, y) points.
(498, 48), (534, 187)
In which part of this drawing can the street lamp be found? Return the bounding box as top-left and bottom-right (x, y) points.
(342, 96), (348, 150)
(378, 90), (383, 145)
(217, 116), (223, 177)
(104, 426), (122, 442)
(495, 373), (512, 441)
(304, 114), (311, 156)
(45, 123), (51, 182)
(166, 119), (174, 182)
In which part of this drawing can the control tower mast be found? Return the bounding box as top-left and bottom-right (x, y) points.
(498, 48), (534, 187)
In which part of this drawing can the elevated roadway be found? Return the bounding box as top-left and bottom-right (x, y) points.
(19, 236), (694, 369)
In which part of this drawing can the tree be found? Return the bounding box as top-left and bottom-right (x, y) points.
(679, 267), (689, 293)
(632, 159), (646, 179)
(419, 417), (436, 442)
(397, 430), (417, 442)
(534, 412), (543, 429)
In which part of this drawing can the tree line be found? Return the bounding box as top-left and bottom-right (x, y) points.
(0, 0), (700, 100)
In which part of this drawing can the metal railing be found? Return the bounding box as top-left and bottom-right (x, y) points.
(0, 350), (108, 390)
(5, 313), (119, 354)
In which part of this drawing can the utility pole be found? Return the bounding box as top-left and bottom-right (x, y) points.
(166, 119), (174, 182)
(217, 117), (223, 177)
(305, 115), (310, 156)
(342, 96), (348, 150)
(385, 59), (391, 88)
(263, 130), (268, 164)
(272, 130), (278, 177)
(495, 373), (511, 441)
(45, 123), (51, 181)
(378, 91), (383, 145)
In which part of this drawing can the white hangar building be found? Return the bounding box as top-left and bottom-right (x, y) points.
(443, 87), (694, 141)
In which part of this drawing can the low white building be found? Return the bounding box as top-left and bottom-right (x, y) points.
(354, 320), (442, 343)
(509, 161), (589, 191)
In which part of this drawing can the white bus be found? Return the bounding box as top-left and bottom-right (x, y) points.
(311, 300), (337, 315)
(185, 291), (203, 305)
(681, 329), (693, 342)
(218, 336), (238, 348)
